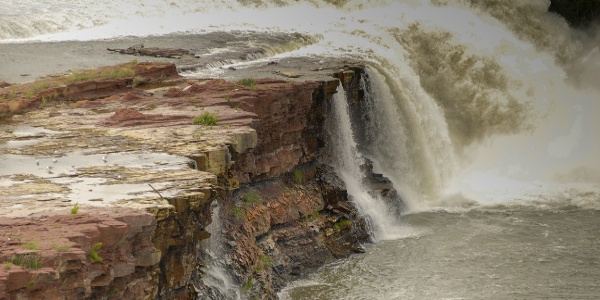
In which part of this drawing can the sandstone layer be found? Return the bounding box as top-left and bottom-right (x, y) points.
(0, 61), (370, 299)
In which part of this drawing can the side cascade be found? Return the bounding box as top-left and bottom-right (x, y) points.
(197, 203), (241, 300)
(327, 82), (408, 241)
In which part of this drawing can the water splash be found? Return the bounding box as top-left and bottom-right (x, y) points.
(327, 83), (408, 241)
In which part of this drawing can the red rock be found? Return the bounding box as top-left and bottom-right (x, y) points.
(164, 87), (181, 98)
(97, 220), (129, 247)
(6, 269), (31, 292)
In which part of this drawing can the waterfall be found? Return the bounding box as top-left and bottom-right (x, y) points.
(198, 203), (241, 300)
(3, 0), (600, 210)
(328, 83), (408, 241)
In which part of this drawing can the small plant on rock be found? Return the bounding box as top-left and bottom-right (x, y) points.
(232, 205), (246, 220)
(192, 112), (218, 126)
(238, 78), (256, 87)
(242, 277), (254, 293)
(242, 191), (262, 204)
(51, 244), (71, 252)
(10, 253), (44, 269)
(293, 169), (303, 183)
(302, 210), (319, 222)
(257, 254), (273, 271)
(70, 203), (79, 215)
(89, 242), (103, 263)
(334, 219), (352, 232)
(23, 241), (39, 250)
(27, 280), (35, 290)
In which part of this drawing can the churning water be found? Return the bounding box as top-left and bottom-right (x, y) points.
(3, 0), (600, 299)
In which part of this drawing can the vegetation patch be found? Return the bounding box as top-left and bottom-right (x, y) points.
(132, 76), (145, 88)
(257, 254), (273, 271)
(238, 78), (256, 87)
(192, 112), (218, 126)
(27, 280), (35, 290)
(51, 244), (71, 252)
(10, 253), (44, 269)
(293, 169), (303, 183)
(70, 203), (79, 215)
(89, 242), (103, 263)
(334, 219), (352, 231)
(242, 277), (254, 293)
(232, 205), (246, 220)
(242, 191), (263, 205)
(23, 241), (39, 250)
(302, 210), (320, 222)
(65, 67), (135, 84)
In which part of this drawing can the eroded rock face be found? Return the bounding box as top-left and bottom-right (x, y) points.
(0, 209), (159, 299)
(0, 62), (370, 300)
(197, 69), (372, 300)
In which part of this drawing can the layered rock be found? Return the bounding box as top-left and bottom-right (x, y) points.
(0, 62), (371, 300)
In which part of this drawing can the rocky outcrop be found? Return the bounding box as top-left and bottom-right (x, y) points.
(194, 69), (372, 300)
(0, 62), (371, 300)
(0, 209), (160, 299)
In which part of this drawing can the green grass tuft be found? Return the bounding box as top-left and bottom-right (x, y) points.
(89, 242), (103, 263)
(65, 68), (135, 83)
(10, 253), (44, 269)
(192, 112), (218, 126)
(232, 205), (246, 220)
(242, 191), (262, 205)
(334, 219), (352, 231)
(293, 169), (303, 183)
(23, 242), (39, 250)
(70, 203), (79, 215)
(238, 78), (256, 87)
(302, 210), (320, 222)
(51, 244), (71, 252)
(242, 277), (254, 293)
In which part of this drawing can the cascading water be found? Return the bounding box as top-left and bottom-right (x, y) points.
(2, 0), (599, 220)
(327, 83), (409, 241)
(199, 203), (241, 300)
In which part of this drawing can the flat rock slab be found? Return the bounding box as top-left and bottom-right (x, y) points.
(0, 71), (271, 217)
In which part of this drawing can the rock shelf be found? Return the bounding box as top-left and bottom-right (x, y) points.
(0, 60), (367, 299)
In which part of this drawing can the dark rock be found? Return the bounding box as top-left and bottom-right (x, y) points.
(549, 0), (600, 28)
(107, 46), (193, 59)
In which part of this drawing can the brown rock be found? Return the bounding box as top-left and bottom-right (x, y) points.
(6, 269), (31, 292)
(97, 220), (129, 247)
(113, 263), (135, 278)
(135, 249), (161, 267)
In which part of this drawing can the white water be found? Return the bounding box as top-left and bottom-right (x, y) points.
(328, 84), (411, 241)
(3, 0), (600, 210)
(201, 203), (242, 299)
